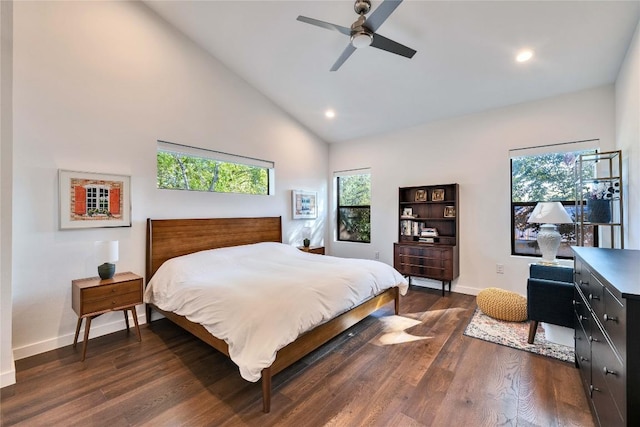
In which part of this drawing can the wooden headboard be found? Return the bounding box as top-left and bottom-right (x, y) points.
(146, 217), (282, 281)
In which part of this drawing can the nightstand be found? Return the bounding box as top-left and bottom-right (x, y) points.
(298, 245), (325, 255)
(72, 272), (143, 361)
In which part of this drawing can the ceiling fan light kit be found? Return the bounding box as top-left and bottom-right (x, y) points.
(297, 0), (417, 71)
(351, 32), (373, 48)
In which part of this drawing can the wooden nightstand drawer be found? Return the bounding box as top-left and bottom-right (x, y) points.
(82, 290), (142, 314)
(83, 280), (141, 302)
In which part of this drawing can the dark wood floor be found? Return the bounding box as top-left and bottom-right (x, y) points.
(1, 287), (594, 427)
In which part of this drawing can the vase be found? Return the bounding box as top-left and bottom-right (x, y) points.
(587, 199), (611, 224)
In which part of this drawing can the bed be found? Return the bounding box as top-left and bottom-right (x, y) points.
(145, 216), (408, 412)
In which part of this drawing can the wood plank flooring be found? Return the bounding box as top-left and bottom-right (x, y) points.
(1, 287), (595, 426)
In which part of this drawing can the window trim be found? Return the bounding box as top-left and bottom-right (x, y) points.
(509, 141), (599, 259)
(335, 169), (371, 244)
(156, 140), (275, 195)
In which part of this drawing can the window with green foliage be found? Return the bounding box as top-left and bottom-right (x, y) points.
(511, 146), (597, 258)
(156, 141), (273, 195)
(336, 171), (371, 243)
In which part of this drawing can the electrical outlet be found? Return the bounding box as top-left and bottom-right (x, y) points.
(374, 251), (380, 260)
(496, 264), (504, 274)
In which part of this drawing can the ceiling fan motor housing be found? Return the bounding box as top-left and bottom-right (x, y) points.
(354, 0), (371, 15)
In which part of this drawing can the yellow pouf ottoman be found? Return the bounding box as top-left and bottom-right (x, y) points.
(476, 287), (527, 322)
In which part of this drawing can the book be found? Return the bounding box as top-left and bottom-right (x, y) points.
(421, 227), (438, 237)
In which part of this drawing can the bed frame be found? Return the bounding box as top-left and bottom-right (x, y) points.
(145, 216), (400, 413)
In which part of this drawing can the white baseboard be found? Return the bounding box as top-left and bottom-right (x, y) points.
(12, 312), (146, 361)
(1, 365), (16, 388)
(409, 278), (482, 296)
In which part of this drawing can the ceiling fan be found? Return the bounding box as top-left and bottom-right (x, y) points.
(297, 0), (416, 71)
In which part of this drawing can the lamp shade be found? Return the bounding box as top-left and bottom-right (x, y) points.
(302, 226), (312, 240)
(95, 240), (119, 264)
(527, 202), (573, 224)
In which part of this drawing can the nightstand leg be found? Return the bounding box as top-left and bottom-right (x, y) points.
(73, 317), (82, 348)
(81, 316), (92, 361)
(123, 310), (130, 331)
(131, 308), (141, 342)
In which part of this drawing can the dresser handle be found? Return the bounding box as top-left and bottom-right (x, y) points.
(588, 293), (600, 301)
(589, 335), (599, 342)
(590, 385), (600, 394)
(580, 356), (589, 362)
(603, 367), (617, 376)
(603, 314), (618, 322)
(579, 315), (588, 321)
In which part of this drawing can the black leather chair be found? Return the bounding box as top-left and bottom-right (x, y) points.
(526, 264), (574, 344)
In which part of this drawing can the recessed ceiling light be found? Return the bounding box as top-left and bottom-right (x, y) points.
(516, 49), (534, 63)
(325, 109), (336, 119)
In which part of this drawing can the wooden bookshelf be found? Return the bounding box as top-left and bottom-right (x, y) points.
(394, 183), (459, 296)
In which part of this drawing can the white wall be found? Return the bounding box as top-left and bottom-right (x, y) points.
(329, 86), (615, 296)
(1, 0), (16, 388)
(8, 1), (328, 363)
(615, 19), (640, 249)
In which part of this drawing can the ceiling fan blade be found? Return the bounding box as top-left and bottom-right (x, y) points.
(370, 33), (416, 59)
(296, 16), (351, 36)
(330, 44), (357, 71)
(366, 0), (403, 32)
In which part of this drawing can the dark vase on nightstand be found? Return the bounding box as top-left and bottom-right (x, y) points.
(98, 262), (115, 280)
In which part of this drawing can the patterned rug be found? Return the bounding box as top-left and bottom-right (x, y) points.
(463, 308), (575, 363)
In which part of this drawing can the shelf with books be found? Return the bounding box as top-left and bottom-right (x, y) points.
(394, 183), (459, 296)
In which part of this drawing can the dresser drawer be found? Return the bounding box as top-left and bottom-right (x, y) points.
(591, 367), (625, 427)
(601, 286), (626, 360)
(574, 291), (591, 335)
(592, 332), (625, 427)
(575, 320), (591, 386)
(575, 258), (591, 297)
(587, 273), (605, 319)
(396, 245), (451, 259)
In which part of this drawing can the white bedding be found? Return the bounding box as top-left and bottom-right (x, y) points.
(144, 242), (408, 381)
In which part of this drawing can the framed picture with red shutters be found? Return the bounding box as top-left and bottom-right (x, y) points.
(59, 170), (131, 229)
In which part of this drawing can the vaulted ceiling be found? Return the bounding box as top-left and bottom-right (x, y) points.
(144, 1), (640, 143)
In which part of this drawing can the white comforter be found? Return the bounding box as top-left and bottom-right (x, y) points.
(144, 242), (408, 381)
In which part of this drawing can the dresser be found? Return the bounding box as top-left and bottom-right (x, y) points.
(572, 247), (640, 427)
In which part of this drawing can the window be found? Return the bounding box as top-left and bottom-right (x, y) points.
(336, 170), (371, 243)
(510, 141), (598, 258)
(157, 140), (274, 195)
(86, 186), (110, 215)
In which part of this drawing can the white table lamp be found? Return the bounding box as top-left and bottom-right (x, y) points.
(527, 202), (573, 264)
(96, 240), (119, 279)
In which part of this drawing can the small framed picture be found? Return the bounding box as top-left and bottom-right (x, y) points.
(444, 206), (456, 217)
(432, 189), (445, 201)
(402, 207), (413, 217)
(415, 189), (427, 202)
(59, 169), (131, 229)
(292, 189), (318, 219)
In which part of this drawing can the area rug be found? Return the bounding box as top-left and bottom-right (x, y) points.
(463, 308), (574, 363)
